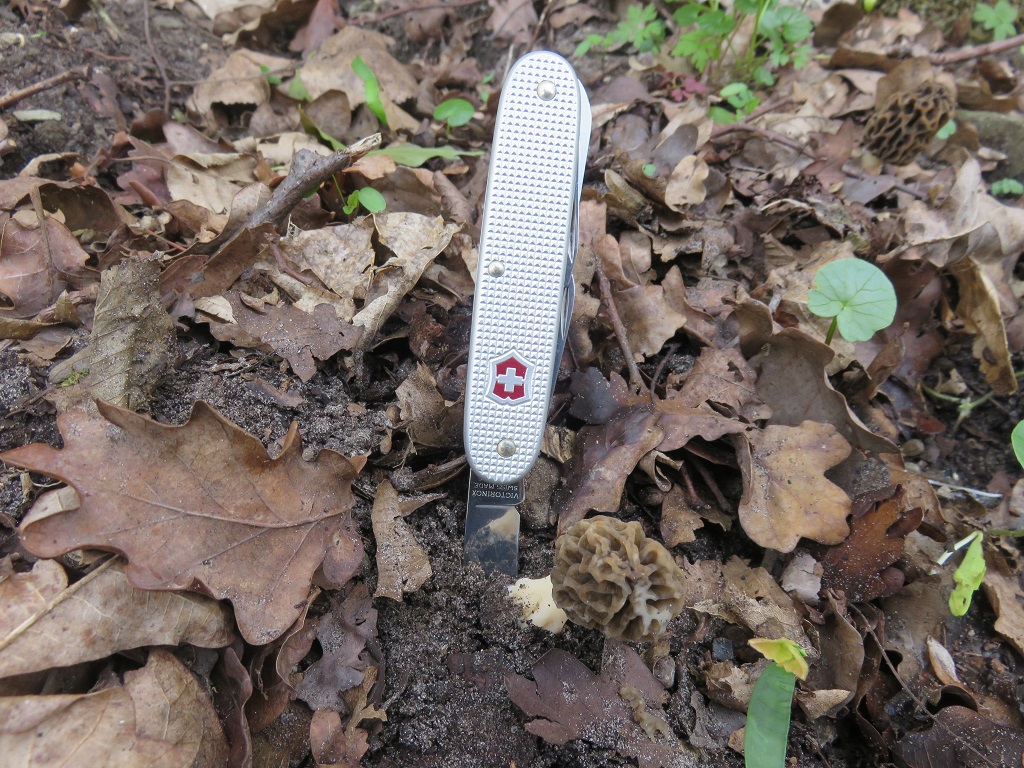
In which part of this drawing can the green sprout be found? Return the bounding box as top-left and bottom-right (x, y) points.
(807, 259), (897, 345)
(992, 178), (1024, 198)
(745, 638), (807, 768)
(352, 56), (388, 128)
(709, 82), (760, 124)
(935, 120), (957, 140)
(259, 64), (283, 86)
(433, 98), (475, 129)
(59, 369), (89, 387)
(342, 187), (386, 215)
(575, 3), (666, 56)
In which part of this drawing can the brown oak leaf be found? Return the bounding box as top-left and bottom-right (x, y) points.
(821, 487), (922, 602)
(2, 400), (364, 645)
(505, 640), (699, 768)
(735, 420), (852, 553)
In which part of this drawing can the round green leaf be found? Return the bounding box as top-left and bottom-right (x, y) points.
(356, 187), (386, 213)
(807, 259), (897, 342)
(433, 98), (475, 128)
(1012, 420), (1024, 470)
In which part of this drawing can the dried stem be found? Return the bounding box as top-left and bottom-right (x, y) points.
(141, 0), (171, 114)
(0, 65), (90, 110)
(930, 32), (1024, 65)
(594, 260), (645, 393)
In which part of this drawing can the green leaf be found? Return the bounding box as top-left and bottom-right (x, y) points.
(708, 105), (737, 124)
(342, 191), (360, 216)
(288, 72), (310, 102)
(807, 259), (897, 342)
(370, 143), (476, 167)
(433, 98), (475, 128)
(949, 532), (986, 616)
(745, 663), (795, 768)
(973, 0), (1018, 40)
(642, 162), (657, 178)
(298, 105), (346, 151)
(575, 33), (604, 56)
(700, 8), (736, 36)
(748, 638), (808, 680)
(935, 120), (957, 140)
(992, 178), (1024, 197)
(357, 187), (386, 213)
(352, 55), (388, 128)
(1012, 420), (1024, 469)
(674, 3), (702, 26)
(863, 0), (878, 11)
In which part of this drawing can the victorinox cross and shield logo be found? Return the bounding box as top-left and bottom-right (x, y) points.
(487, 351), (534, 404)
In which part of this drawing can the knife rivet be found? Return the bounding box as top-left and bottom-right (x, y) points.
(536, 80), (557, 100)
(497, 439), (517, 457)
(487, 260), (505, 277)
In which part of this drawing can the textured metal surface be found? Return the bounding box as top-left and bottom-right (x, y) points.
(464, 51), (588, 484)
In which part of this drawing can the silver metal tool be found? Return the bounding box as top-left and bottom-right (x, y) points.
(463, 51), (591, 576)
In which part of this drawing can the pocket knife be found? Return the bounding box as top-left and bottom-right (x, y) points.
(463, 51), (591, 576)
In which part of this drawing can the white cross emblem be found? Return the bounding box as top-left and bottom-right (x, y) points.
(495, 367), (525, 393)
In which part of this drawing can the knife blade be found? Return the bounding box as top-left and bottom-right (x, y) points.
(463, 51), (591, 576)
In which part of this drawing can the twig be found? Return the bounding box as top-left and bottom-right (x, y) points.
(690, 455), (729, 510)
(650, 343), (678, 400)
(349, 0), (484, 23)
(141, 0), (171, 114)
(594, 260), (646, 393)
(708, 98), (797, 139)
(930, 31), (1024, 65)
(0, 65), (90, 110)
(677, 460), (700, 506)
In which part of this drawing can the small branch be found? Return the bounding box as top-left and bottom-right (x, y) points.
(245, 134), (382, 232)
(0, 65), (90, 110)
(141, 0), (171, 114)
(930, 31), (1024, 65)
(349, 0), (485, 24)
(594, 260), (646, 393)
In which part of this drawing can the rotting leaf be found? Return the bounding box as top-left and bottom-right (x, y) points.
(505, 641), (699, 768)
(897, 705), (1024, 768)
(297, 583), (378, 712)
(371, 480), (433, 601)
(949, 257), (1018, 395)
(208, 294), (362, 382)
(395, 362), (463, 450)
(3, 400), (365, 645)
(0, 556), (234, 679)
(88, 259), (175, 410)
(0, 649), (227, 767)
(982, 552), (1024, 657)
(821, 486), (922, 603)
(735, 421), (852, 553)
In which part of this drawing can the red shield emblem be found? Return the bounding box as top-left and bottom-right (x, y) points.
(488, 351), (533, 404)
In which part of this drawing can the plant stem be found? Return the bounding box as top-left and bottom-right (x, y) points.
(824, 317), (838, 346)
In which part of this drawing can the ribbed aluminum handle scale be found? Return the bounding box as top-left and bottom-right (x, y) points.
(464, 52), (587, 484)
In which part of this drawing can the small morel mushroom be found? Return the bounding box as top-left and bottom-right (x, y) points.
(551, 515), (686, 642)
(862, 81), (956, 165)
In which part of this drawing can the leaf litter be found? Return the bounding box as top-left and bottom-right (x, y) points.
(1, 1), (1024, 767)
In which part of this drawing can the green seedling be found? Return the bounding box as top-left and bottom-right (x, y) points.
(59, 369), (89, 387)
(936, 119), (957, 140)
(745, 638), (807, 768)
(259, 64), (283, 86)
(973, 0), (1019, 41)
(342, 187), (386, 215)
(992, 178), (1024, 197)
(288, 71), (311, 102)
(369, 144), (481, 168)
(1013, 420), (1024, 467)
(863, 0), (878, 11)
(923, 371), (1024, 429)
(940, 531), (986, 616)
(575, 3), (666, 56)
(807, 258), (897, 345)
(352, 56), (388, 128)
(433, 98), (475, 129)
(709, 82), (759, 124)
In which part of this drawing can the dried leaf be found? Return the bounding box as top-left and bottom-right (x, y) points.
(0, 212), (91, 318)
(352, 213), (459, 347)
(0, 649), (227, 767)
(298, 27), (418, 107)
(612, 283), (689, 358)
(297, 583), (378, 711)
(897, 706), (1024, 768)
(395, 362), (462, 450)
(660, 485), (704, 546)
(505, 642), (698, 768)
(0, 557), (233, 679)
(735, 421), (852, 553)
(664, 155), (709, 212)
(950, 257), (1017, 395)
(279, 221), (375, 321)
(88, 259), (175, 410)
(821, 487), (922, 602)
(982, 553), (1024, 658)
(165, 153), (258, 214)
(371, 480), (432, 601)
(189, 49), (292, 124)
(3, 401), (364, 645)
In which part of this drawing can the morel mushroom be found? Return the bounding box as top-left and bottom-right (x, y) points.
(551, 515), (686, 642)
(862, 81), (956, 165)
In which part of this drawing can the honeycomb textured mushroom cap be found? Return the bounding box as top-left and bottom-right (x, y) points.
(551, 515), (686, 642)
(862, 81), (956, 165)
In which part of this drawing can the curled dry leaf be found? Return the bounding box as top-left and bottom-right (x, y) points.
(0, 557), (233, 679)
(2, 400), (364, 645)
(735, 420), (852, 553)
(0, 649), (228, 767)
(982, 552), (1024, 658)
(612, 283), (689, 358)
(352, 213), (460, 348)
(395, 362), (462, 451)
(0, 212), (92, 318)
(371, 480), (432, 601)
(950, 257), (1017, 395)
(897, 705), (1024, 768)
(189, 49), (293, 124)
(88, 259), (175, 410)
(299, 27), (418, 107)
(165, 152), (258, 215)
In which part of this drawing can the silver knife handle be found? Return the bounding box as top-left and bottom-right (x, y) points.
(465, 51), (589, 485)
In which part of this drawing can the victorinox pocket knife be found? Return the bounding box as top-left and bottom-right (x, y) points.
(463, 51), (591, 576)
